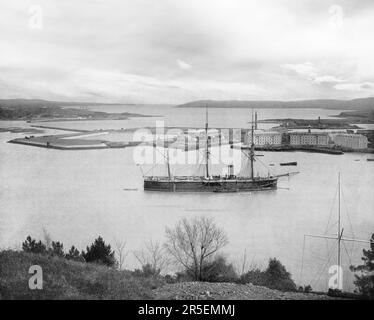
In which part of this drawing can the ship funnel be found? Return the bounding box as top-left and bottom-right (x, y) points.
(228, 164), (234, 177)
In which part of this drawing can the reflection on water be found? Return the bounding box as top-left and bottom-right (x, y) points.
(0, 106), (373, 292)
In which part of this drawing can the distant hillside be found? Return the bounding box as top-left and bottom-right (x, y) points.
(0, 99), (125, 109)
(177, 98), (374, 111)
(0, 99), (149, 120)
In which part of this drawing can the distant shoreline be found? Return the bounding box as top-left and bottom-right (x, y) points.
(176, 97), (374, 111)
(0, 99), (158, 122)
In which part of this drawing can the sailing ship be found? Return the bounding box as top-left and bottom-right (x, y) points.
(143, 108), (292, 192)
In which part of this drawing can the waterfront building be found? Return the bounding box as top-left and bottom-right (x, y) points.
(331, 133), (368, 150)
(289, 132), (329, 146)
(245, 130), (282, 146)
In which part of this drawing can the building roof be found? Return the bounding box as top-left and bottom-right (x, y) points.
(289, 132), (329, 136)
(247, 130), (282, 135)
(333, 133), (367, 138)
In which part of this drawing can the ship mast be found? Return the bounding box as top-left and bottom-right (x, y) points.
(250, 109), (255, 180)
(166, 146), (171, 179)
(337, 172), (342, 289)
(205, 104), (210, 178)
(301, 173), (370, 291)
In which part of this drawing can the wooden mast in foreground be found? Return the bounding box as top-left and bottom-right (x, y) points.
(301, 173), (370, 290)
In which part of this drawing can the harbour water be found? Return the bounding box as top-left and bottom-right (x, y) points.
(1, 106), (373, 292)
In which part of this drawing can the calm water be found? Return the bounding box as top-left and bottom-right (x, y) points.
(1, 106), (373, 292)
(50, 105), (347, 130)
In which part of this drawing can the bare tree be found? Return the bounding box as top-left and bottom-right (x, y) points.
(164, 216), (228, 281)
(235, 248), (248, 277)
(133, 239), (169, 274)
(114, 239), (128, 270)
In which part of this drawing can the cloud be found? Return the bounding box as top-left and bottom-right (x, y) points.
(313, 75), (345, 84)
(1, 0), (374, 102)
(334, 82), (374, 92)
(281, 62), (374, 95)
(281, 62), (346, 85)
(0, 66), (265, 104)
(281, 63), (318, 81)
(177, 59), (192, 70)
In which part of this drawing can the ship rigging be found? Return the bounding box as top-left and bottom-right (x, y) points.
(141, 107), (296, 192)
(300, 173), (370, 291)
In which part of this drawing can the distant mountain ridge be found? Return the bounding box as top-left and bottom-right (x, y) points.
(1, 97), (374, 111)
(177, 97), (374, 111)
(0, 99), (126, 108)
(0, 99), (150, 120)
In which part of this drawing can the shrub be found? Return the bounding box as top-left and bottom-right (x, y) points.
(22, 236), (47, 254)
(265, 258), (297, 292)
(164, 274), (177, 284)
(66, 246), (85, 262)
(239, 258), (297, 292)
(304, 285), (312, 293)
(175, 256), (238, 283)
(133, 263), (161, 278)
(21, 236), (117, 267)
(133, 240), (168, 275)
(49, 241), (65, 257)
(200, 256), (238, 282)
(350, 233), (374, 299)
(82, 236), (116, 267)
(239, 268), (267, 286)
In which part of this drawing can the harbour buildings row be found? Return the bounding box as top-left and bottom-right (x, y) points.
(243, 130), (368, 150)
(168, 128), (368, 151)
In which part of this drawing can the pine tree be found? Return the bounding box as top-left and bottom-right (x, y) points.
(49, 241), (65, 257)
(351, 233), (374, 298)
(22, 236), (47, 254)
(65, 245), (85, 262)
(82, 236), (116, 267)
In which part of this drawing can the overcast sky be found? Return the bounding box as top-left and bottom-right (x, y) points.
(1, 0), (374, 104)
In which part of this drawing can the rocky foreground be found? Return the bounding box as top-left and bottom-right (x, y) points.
(153, 282), (342, 300)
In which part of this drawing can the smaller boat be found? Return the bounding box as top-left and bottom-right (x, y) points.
(280, 161), (297, 166)
(367, 159), (374, 162)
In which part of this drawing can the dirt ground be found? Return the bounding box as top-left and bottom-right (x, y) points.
(153, 282), (343, 300)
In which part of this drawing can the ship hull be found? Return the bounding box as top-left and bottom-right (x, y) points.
(144, 177), (277, 192)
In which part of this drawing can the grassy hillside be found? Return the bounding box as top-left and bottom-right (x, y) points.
(0, 250), (163, 300)
(0, 250), (353, 300)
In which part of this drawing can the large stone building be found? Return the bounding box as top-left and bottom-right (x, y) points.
(245, 130), (282, 146)
(289, 132), (329, 146)
(331, 133), (368, 150)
